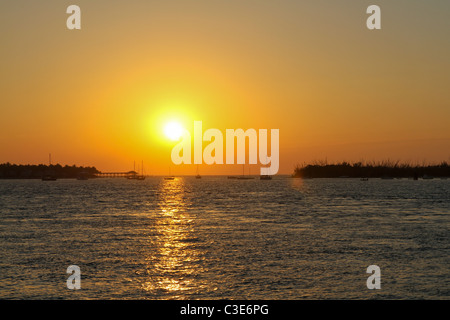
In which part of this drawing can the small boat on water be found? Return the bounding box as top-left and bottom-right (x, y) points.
(42, 175), (57, 181)
(422, 175), (434, 180)
(76, 171), (89, 180)
(360, 178), (369, 181)
(195, 165), (201, 179)
(42, 153), (57, 181)
(164, 167), (175, 180)
(227, 176), (237, 179)
(127, 161), (139, 179)
(237, 164), (254, 180)
(259, 157), (272, 180)
(135, 161), (146, 180)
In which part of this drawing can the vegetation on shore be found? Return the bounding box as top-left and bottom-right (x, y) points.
(293, 160), (450, 179)
(0, 163), (99, 179)
(2, 161), (450, 179)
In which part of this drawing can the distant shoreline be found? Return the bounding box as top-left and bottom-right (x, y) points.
(293, 161), (450, 179)
(2, 162), (450, 180)
(0, 163), (99, 179)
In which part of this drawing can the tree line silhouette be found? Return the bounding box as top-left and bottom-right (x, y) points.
(0, 163), (99, 179)
(293, 160), (450, 179)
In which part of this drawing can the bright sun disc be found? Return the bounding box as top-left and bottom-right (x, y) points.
(164, 121), (184, 141)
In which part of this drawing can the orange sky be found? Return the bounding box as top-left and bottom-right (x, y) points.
(1, 1), (449, 174)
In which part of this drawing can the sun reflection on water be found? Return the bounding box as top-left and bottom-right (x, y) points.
(141, 178), (207, 298)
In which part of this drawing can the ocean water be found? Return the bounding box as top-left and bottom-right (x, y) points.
(0, 177), (449, 299)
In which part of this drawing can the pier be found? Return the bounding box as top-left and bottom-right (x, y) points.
(95, 171), (137, 178)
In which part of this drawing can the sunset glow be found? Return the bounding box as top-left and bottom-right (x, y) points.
(1, 1), (449, 175)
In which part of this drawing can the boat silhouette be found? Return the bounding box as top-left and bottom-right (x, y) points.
(164, 167), (175, 180)
(237, 164), (254, 180)
(136, 161), (145, 180)
(42, 154), (57, 181)
(76, 171), (89, 180)
(195, 165), (201, 179)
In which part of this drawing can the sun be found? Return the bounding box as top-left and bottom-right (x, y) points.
(164, 121), (184, 141)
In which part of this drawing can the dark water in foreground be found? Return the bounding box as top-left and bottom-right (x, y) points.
(0, 177), (449, 299)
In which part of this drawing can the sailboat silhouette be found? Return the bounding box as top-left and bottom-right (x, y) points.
(195, 164), (201, 179)
(164, 166), (175, 180)
(136, 160), (145, 180)
(42, 153), (57, 181)
(260, 156), (272, 180)
(237, 164), (254, 180)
